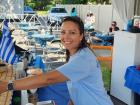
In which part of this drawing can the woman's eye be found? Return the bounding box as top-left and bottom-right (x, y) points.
(70, 32), (76, 35)
(61, 31), (65, 35)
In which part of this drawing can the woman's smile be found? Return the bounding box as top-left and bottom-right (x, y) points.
(60, 21), (83, 55)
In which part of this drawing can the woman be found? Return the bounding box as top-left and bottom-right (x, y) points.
(109, 21), (119, 32)
(0, 16), (113, 105)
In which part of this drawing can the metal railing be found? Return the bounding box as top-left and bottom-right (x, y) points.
(0, 13), (61, 31)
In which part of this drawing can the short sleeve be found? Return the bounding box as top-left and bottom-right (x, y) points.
(56, 56), (93, 82)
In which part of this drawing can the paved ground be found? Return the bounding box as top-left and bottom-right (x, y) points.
(110, 95), (127, 105)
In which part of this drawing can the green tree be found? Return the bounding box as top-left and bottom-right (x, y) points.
(91, 0), (110, 4)
(61, 0), (110, 4)
(25, 0), (52, 10)
(61, 0), (88, 4)
(24, 0), (111, 11)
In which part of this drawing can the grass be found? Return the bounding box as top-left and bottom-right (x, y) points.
(100, 61), (112, 91)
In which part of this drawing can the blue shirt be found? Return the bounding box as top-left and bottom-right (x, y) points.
(70, 10), (77, 16)
(57, 47), (113, 105)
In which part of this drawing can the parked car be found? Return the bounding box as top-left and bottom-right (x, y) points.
(24, 6), (37, 22)
(47, 7), (68, 26)
(24, 6), (36, 14)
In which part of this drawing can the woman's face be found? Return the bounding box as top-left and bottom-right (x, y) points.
(60, 21), (83, 55)
(111, 22), (116, 27)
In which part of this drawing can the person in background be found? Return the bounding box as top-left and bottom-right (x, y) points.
(89, 13), (96, 24)
(0, 16), (113, 105)
(84, 12), (96, 31)
(126, 19), (133, 31)
(109, 21), (119, 33)
(70, 7), (77, 16)
(84, 13), (90, 24)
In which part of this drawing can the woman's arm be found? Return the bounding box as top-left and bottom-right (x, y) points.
(0, 70), (69, 93)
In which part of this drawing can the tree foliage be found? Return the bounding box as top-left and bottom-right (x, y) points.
(24, 0), (111, 11)
(24, 0), (53, 10)
(61, 0), (88, 4)
(60, 0), (110, 4)
(95, 0), (110, 4)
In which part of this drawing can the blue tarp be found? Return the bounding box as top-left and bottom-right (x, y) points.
(37, 82), (70, 105)
(125, 66), (140, 95)
(95, 33), (114, 45)
(33, 56), (46, 72)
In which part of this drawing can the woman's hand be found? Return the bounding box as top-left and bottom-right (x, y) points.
(0, 81), (8, 94)
(27, 68), (43, 75)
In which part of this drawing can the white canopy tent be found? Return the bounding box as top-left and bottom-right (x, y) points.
(134, 0), (140, 16)
(112, 0), (140, 24)
(112, 0), (135, 24)
(0, 0), (24, 18)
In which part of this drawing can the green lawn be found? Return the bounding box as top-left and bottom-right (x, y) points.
(100, 61), (112, 91)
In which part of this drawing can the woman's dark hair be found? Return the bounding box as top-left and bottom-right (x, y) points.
(112, 21), (117, 25)
(62, 16), (89, 62)
(87, 13), (90, 17)
(90, 13), (93, 17)
(71, 7), (76, 12)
